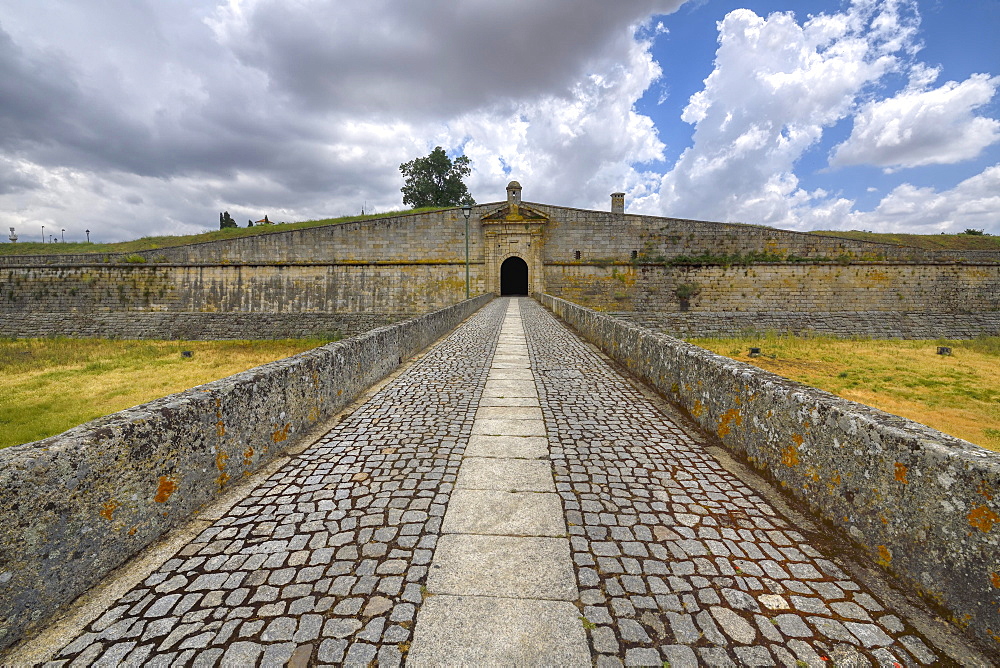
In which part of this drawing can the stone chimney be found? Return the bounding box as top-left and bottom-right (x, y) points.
(507, 181), (523, 206)
(611, 192), (625, 214)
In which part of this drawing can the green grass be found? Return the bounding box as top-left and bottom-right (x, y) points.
(0, 337), (341, 449)
(688, 333), (1000, 452)
(810, 230), (1000, 251)
(0, 208), (443, 257)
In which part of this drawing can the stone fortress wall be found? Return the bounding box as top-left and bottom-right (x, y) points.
(1, 186), (998, 340)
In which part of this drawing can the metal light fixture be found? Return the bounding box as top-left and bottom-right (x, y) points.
(8, 227), (16, 243)
(61, 228), (65, 243)
(462, 204), (472, 299)
(41, 225), (44, 243)
(85, 229), (91, 243)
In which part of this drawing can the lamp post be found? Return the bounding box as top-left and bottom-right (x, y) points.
(462, 204), (472, 299)
(85, 229), (90, 243)
(41, 225), (44, 243)
(61, 228), (65, 243)
(8, 227), (16, 243)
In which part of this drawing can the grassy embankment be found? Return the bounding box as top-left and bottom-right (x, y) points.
(0, 208), (441, 257)
(0, 337), (338, 449)
(688, 335), (1000, 452)
(810, 230), (1000, 251)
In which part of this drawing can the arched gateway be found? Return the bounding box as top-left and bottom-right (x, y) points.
(500, 256), (529, 295)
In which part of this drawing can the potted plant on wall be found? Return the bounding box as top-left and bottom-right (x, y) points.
(675, 282), (701, 312)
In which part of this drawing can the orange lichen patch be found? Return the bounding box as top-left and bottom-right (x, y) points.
(894, 463), (909, 484)
(831, 472), (842, 486)
(216, 420), (226, 437)
(337, 389), (343, 396)
(791, 433), (804, 446)
(216, 472), (230, 488)
(877, 545), (892, 566)
(243, 445), (254, 467)
(128, 526), (137, 536)
(272, 423), (291, 443)
(216, 449), (229, 471)
(154, 476), (178, 503)
(717, 408), (742, 438)
(691, 400), (705, 418)
(781, 445), (800, 467)
(968, 505), (999, 532)
(99, 499), (118, 521)
(990, 572), (1000, 589)
(978, 481), (994, 500)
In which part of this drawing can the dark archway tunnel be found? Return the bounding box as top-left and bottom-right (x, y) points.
(500, 256), (529, 295)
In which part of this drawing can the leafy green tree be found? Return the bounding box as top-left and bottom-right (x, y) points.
(219, 211), (237, 229)
(400, 146), (475, 208)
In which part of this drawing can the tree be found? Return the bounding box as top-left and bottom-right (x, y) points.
(400, 146), (475, 208)
(219, 211), (237, 229)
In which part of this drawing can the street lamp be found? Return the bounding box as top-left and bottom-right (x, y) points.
(85, 229), (91, 243)
(8, 227), (16, 243)
(61, 228), (65, 243)
(462, 204), (472, 299)
(41, 225), (44, 243)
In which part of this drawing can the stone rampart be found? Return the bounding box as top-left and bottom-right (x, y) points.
(0, 311), (411, 340)
(543, 262), (1000, 314)
(0, 293), (493, 651)
(539, 293), (1000, 650)
(613, 311), (1000, 340)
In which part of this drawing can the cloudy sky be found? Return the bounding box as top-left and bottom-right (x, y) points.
(1, 0), (998, 243)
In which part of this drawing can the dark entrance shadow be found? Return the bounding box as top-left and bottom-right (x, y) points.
(500, 256), (529, 295)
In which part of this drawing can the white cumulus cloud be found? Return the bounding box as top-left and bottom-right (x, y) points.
(831, 72), (1000, 170)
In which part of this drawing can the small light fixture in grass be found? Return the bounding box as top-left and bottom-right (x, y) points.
(749, 347), (761, 357)
(937, 346), (952, 356)
(181, 351), (193, 358)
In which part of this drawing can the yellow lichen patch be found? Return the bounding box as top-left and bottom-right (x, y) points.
(691, 400), (705, 418)
(894, 462), (909, 484)
(877, 545), (892, 567)
(216, 472), (230, 488)
(216, 449), (229, 471)
(968, 505), (999, 532)
(717, 408), (742, 438)
(990, 572), (1000, 589)
(216, 420), (226, 437)
(154, 475), (178, 503)
(781, 445), (799, 467)
(243, 445), (254, 467)
(100, 499), (118, 521)
(272, 423), (291, 443)
(791, 433), (804, 446)
(128, 526), (137, 536)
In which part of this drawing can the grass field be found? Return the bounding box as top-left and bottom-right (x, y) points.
(0, 337), (336, 449)
(0, 208), (440, 257)
(687, 334), (1000, 452)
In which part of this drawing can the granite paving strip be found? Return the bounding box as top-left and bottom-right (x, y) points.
(408, 299), (590, 666)
(519, 297), (959, 668)
(43, 299), (508, 668)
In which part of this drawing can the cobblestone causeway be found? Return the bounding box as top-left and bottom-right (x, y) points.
(47, 300), (506, 667)
(520, 298), (950, 668)
(38, 297), (971, 666)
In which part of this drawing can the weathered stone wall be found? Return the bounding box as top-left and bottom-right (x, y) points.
(1, 264), (483, 315)
(543, 262), (1000, 314)
(0, 311), (412, 340)
(0, 294), (493, 651)
(613, 311), (1000, 340)
(538, 293), (1000, 650)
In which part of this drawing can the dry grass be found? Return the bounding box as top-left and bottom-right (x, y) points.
(0, 337), (336, 449)
(810, 230), (1000, 251)
(687, 334), (1000, 452)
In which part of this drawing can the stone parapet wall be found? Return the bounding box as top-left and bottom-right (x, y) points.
(613, 311), (1000, 340)
(1, 263), (485, 316)
(0, 294), (493, 651)
(544, 262), (1000, 313)
(0, 311), (413, 340)
(538, 293), (1000, 650)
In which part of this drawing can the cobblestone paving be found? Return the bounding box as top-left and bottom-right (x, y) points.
(520, 299), (946, 668)
(47, 300), (506, 667)
(40, 297), (966, 666)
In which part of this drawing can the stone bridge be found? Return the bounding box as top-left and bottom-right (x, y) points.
(6, 298), (993, 666)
